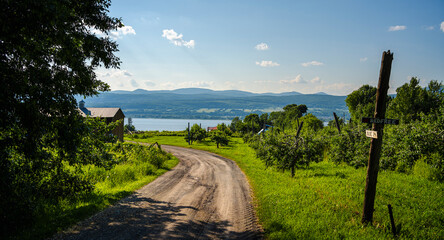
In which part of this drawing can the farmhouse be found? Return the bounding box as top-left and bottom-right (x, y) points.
(207, 126), (218, 131)
(78, 100), (125, 141)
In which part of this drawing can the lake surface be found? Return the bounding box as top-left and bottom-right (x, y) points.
(124, 118), (232, 131)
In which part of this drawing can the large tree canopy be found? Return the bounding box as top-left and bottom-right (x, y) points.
(0, 0), (122, 233)
(1, 0), (122, 156)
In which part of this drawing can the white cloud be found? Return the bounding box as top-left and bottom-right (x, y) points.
(256, 60), (280, 67)
(310, 77), (321, 83)
(97, 69), (133, 78)
(280, 74), (306, 84)
(91, 25), (136, 40)
(425, 26), (434, 30)
(95, 68), (137, 91)
(301, 61), (323, 67)
(388, 25), (407, 31)
(255, 43), (269, 50)
(441, 21), (444, 32)
(360, 57), (368, 62)
(162, 29), (195, 48)
(110, 26), (136, 39)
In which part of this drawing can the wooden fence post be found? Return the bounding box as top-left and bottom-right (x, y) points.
(388, 204), (397, 236)
(361, 50), (394, 224)
(333, 112), (341, 133)
(187, 122), (190, 145)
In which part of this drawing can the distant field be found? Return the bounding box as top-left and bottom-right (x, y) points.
(128, 135), (444, 239)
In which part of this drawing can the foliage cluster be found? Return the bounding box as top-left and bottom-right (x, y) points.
(186, 123), (207, 144)
(232, 78), (443, 181)
(251, 130), (323, 177)
(0, 0), (124, 236)
(209, 123), (232, 148)
(16, 141), (175, 239)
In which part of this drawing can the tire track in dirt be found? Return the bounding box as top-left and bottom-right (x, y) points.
(52, 144), (263, 240)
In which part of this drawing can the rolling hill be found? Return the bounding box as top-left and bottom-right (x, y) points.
(77, 88), (350, 121)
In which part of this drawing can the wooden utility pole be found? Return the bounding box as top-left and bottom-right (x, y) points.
(362, 50), (393, 224)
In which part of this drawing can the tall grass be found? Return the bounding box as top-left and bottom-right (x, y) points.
(14, 142), (179, 240)
(129, 135), (444, 239)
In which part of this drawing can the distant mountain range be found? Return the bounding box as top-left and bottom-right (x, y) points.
(77, 88), (350, 121)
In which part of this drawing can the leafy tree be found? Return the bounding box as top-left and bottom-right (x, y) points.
(345, 85), (377, 123)
(387, 78), (443, 123)
(0, 0), (121, 234)
(259, 113), (271, 127)
(211, 130), (229, 148)
(243, 113), (261, 133)
(252, 130), (322, 177)
(269, 111), (285, 129)
(269, 104), (307, 131)
(217, 123), (232, 136)
(125, 124), (136, 132)
(328, 118), (345, 128)
(186, 124), (206, 144)
(299, 113), (324, 132)
(230, 117), (242, 132)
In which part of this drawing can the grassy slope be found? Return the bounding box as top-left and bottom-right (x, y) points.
(128, 136), (444, 239)
(17, 149), (179, 240)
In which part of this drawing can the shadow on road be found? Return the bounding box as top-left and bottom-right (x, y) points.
(55, 193), (261, 239)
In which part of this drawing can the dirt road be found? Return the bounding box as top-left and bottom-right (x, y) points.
(53, 145), (262, 239)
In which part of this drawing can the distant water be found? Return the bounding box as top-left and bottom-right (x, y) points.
(124, 118), (232, 131)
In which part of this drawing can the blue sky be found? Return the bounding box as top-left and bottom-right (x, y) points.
(96, 0), (444, 95)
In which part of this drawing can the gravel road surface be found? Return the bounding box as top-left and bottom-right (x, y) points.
(52, 145), (262, 239)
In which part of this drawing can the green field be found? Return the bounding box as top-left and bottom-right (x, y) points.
(128, 135), (444, 239)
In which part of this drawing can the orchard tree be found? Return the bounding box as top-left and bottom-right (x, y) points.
(187, 124), (206, 144)
(0, 0), (122, 233)
(211, 130), (229, 148)
(299, 113), (324, 131)
(345, 85), (377, 123)
(243, 113), (261, 133)
(230, 117), (242, 132)
(387, 78), (443, 123)
(217, 123), (232, 136)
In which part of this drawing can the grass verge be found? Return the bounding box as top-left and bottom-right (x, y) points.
(128, 135), (444, 239)
(14, 143), (179, 240)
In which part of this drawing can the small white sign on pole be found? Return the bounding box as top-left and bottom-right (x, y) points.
(366, 130), (378, 139)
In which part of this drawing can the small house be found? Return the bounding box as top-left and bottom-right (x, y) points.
(78, 100), (125, 141)
(207, 126), (218, 132)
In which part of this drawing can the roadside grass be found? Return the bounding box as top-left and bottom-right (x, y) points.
(128, 135), (444, 239)
(15, 143), (179, 240)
